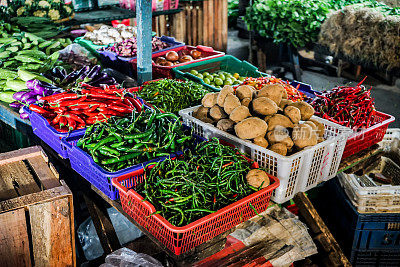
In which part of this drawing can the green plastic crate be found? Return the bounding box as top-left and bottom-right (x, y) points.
(74, 37), (107, 58)
(172, 55), (266, 91)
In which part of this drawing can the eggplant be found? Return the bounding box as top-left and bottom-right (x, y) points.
(20, 113), (29, 120)
(52, 67), (67, 80)
(21, 91), (37, 102)
(13, 90), (29, 101)
(23, 97), (37, 105)
(9, 101), (22, 109)
(61, 70), (79, 85)
(86, 65), (101, 79)
(89, 73), (109, 85)
(26, 79), (38, 90)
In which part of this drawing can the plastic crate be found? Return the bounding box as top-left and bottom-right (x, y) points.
(318, 178), (400, 260)
(172, 55), (266, 92)
(112, 155), (280, 255)
(179, 106), (352, 204)
(27, 108), (85, 159)
(341, 111), (394, 159)
(131, 45), (225, 79)
(350, 249), (400, 266)
(97, 36), (185, 76)
(120, 0), (179, 11)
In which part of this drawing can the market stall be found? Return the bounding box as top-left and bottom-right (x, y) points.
(0, 0), (398, 266)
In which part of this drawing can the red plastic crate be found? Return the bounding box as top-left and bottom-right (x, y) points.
(112, 156), (279, 255)
(130, 45), (225, 79)
(342, 111), (395, 158)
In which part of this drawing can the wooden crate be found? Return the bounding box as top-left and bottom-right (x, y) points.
(153, 0), (228, 51)
(0, 146), (75, 267)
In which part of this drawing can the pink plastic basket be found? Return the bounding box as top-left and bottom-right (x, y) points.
(112, 155), (279, 255)
(131, 45), (225, 79)
(342, 111), (395, 158)
(120, 0), (179, 11)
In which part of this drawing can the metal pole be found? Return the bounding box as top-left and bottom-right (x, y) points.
(136, 0), (152, 84)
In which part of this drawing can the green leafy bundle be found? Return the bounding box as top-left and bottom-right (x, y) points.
(245, 0), (330, 48)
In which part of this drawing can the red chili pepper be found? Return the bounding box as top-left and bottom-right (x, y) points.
(59, 116), (67, 128)
(58, 96), (87, 107)
(52, 113), (63, 125)
(29, 104), (49, 114)
(65, 115), (76, 131)
(89, 93), (121, 100)
(41, 93), (79, 103)
(108, 105), (133, 113)
(222, 162), (233, 168)
(65, 113), (85, 125)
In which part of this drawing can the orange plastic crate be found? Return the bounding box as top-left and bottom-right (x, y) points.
(112, 157), (279, 255)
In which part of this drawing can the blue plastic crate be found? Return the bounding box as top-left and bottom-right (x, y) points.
(318, 178), (400, 259)
(97, 36), (185, 77)
(350, 249), (400, 266)
(63, 130), (206, 200)
(290, 80), (317, 99)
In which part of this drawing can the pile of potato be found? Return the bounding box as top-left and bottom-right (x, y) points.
(193, 84), (325, 156)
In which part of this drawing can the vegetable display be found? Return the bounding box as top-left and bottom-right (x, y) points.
(245, 0), (330, 48)
(193, 84), (324, 156)
(311, 78), (376, 129)
(77, 109), (193, 172)
(189, 70), (245, 88)
(103, 37), (170, 57)
(138, 79), (209, 114)
(83, 24), (137, 45)
(240, 77), (305, 102)
(155, 49), (203, 66)
(28, 84), (141, 132)
(11, 16), (74, 39)
(136, 138), (269, 226)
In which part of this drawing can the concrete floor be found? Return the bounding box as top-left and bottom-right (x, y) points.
(227, 29), (400, 127)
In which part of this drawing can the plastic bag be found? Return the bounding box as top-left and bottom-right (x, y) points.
(58, 43), (98, 70)
(77, 207), (143, 261)
(100, 248), (163, 267)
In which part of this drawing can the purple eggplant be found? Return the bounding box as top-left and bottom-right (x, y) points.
(61, 70), (79, 85)
(21, 91), (37, 102)
(9, 101), (22, 109)
(87, 65), (102, 79)
(20, 113), (29, 120)
(52, 67), (67, 79)
(13, 91), (29, 101)
(23, 97), (37, 105)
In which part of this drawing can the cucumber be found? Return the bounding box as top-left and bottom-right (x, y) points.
(18, 69), (53, 83)
(0, 90), (16, 103)
(0, 51), (10, 59)
(23, 43), (32, 49)
(38, 40), (53, 49)
(14, 55), (44, 64)
(5, 79), (27, 91)
(18, 50), (46, 59)
(45, 41), (61, 55)
(6, 46), (19, 53)
(0, 69), (18, 79)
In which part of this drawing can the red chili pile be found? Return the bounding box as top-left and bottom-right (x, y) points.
(29, 84), (142, 132)
(240, 77), (305, 101)
(311, 79), (375, 129)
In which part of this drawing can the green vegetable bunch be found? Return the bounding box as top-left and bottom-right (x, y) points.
(245, 0), (330, 48)
(228, 0), (240, 27)
(327, 0), (400, 15)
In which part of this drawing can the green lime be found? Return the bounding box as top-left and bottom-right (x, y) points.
(197, 74), (203, 79)
(218, 74), (225, 80)
(190, 70), (198, 75)
(206, 75), (214, 81)
(203, 77), (211, 84)
(203, 71), (209, 76)
(224, 79), (233, 85)
(214, 78), (223, 86)
(239, 77), (245, 82)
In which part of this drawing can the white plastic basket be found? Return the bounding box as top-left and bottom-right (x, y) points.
(338, 128), (400, 213)
(179, 106), (352, 203)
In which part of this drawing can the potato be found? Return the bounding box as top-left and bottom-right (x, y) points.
(318, 136), (325, 143)
(236, 85), (254, 100)
(279, 99), (293, 109)
(304, 121), (317, 130)
(193, 106), (209, 121)
(292, 124), (318, 149)
(209, 105), (227, 120)
(230, 106), (250, 123)
(264, 115), (273, 123)
(252, 97), (278, 116)
(202, 93), (218, 108)
(289, 101), (315, 120)
(246, 169), (270, 188)
(284, 106), (301, 124)
(217, 119), (235, 131)
(234, 117), (268, 140)
(269, 143), (287, 156)
(223, 93), (241, 115)
(257, 84), (284, 105)
(217, 85), (234, 107)
(281, 136), (294, 150)
(253, 136), (269, 148)
(241, 97), (251, 107)
(267, 125), (290, 144)
(267, 114), (294, 131)
(309, 119), (325, 138)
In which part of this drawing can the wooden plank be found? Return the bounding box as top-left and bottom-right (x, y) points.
(193, 5), (198, 46)
(29, 197), (75, 267)
(293, 192), (351, 267)
(0, 208), (31, 267)
(207, 0), (214, 47)
(214, 0), (221, 50)
(159, 15), (166, 36)
(221, 0), (228, 52)
(0, 185), (71, 213)
(202, 1), (209, 47)
(26, 156), (60, 190)
(186, 5), (192, 46)
(0, 146), (42, 165)
(0, 165), (19, 201)
(0, 161), (40, 198)
(197, 3), (203, 45)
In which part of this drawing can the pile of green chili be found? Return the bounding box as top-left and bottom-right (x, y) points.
(137, 138), (258, 227)
(138, 79), (209, 114)
(77, 108), (193, 172)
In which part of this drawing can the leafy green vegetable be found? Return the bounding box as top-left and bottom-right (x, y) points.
(327, 0), (400, 15)
(245, 0), (330, 48)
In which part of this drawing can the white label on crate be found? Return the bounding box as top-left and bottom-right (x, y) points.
(155, 0), (164, 11)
